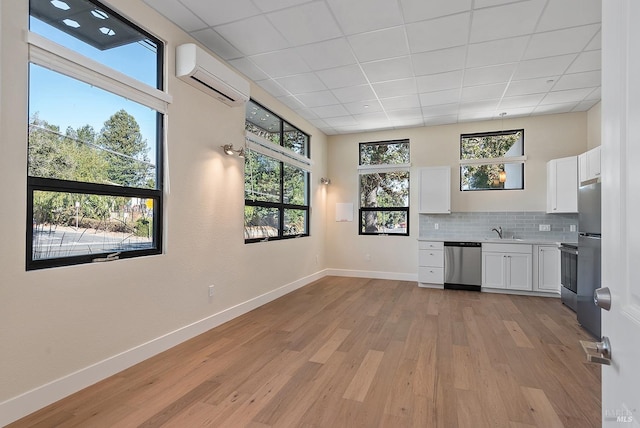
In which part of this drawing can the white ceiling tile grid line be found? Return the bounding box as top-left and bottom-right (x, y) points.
(143, 0), (602, 135)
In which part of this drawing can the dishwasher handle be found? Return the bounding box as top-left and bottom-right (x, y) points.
(444, 241), (482, 247)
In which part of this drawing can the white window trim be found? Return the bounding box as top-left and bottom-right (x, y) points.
(245, 131), (312, 172)
(357, 163), (411, 174)
(27, 31), (172, 114)
(459, 155), (527, 166)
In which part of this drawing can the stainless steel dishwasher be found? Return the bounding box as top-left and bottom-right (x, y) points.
(444, 242), (482, 291)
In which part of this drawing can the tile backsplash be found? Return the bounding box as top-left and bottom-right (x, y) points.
(419, 211), (579, 242)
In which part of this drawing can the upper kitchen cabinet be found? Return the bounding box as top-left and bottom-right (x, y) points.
(547, 156), (578, 213)
(579, 146), (601, 185)
(419, 166), (451, 214)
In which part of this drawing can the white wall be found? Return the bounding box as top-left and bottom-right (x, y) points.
(588, 101), (602, 149)
(0, 0), (328, 421)
(325, 113), (588, 274)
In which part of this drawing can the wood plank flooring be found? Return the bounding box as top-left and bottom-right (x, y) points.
(8, 276), (601, 427)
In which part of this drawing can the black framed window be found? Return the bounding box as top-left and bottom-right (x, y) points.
(460, 129), (525, 191)
(244, 100), (310, 243)
(358, 140), (410, 236)
(27, 0), (167, 270)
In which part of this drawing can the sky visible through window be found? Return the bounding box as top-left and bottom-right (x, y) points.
(29, 17), (159, 158)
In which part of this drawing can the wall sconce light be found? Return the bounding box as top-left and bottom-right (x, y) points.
(499, 170), (507, 183)
(320, 177), (331, 185)
(221, 144), (245, 158)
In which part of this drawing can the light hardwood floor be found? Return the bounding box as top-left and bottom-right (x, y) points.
(9, 276), (601, 427)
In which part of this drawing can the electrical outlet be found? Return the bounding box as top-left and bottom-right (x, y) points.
(434, 223), (439, 230)
(539, 224), (551, 232)
(208, 285), (215, 297)
(570, 224), (577, 232)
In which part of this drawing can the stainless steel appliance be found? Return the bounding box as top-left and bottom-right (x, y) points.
(559, 243), (578, 311)
(577, 182), (602, 338)
(444, 242), (482, 291)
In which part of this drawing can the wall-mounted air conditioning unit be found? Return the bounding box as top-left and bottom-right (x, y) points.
(175, 43), (250, 107)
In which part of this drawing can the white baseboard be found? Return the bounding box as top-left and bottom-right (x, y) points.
(325, 268), (417, 282)
(0, 269), (327, 427)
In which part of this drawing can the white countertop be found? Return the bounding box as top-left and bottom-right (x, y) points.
(418, 237), (575, 245)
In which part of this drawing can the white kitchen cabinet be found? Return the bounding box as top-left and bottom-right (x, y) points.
(546, 155), (578, 213)
(533, 245), (560, 293)
(579, 146), (601, 185)
(482, 243), (533, 291)
(418, 166), (450, 214)
(418, 241), (444, 287)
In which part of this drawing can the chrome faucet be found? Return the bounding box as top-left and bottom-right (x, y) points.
(491, 226), (503, 239)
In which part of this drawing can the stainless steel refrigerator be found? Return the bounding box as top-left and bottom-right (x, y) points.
(577, 181), (601, 338)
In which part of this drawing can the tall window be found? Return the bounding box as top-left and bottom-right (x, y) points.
(359, 140), (410, 236)
(460, 129), (525, 191)
(244, 100), (310, 242)
(27, 0), (169, 269)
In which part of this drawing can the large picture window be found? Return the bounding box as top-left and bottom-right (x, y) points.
(27, 0), (169, 269)
(358, 140), (410, 236)
(460, 129), (525, 191)
(244, 100), (310, 242)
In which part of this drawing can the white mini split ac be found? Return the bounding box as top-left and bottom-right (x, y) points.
(175, 43), (250, 107)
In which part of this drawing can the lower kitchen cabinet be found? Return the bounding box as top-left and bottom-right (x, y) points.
(482, 243), (532, 291)
(533, 245), (560, 293)
(418, 241), (444, 287)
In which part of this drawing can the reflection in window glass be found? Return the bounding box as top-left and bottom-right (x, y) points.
(244, 206), (279, 240)
(461, 130), (523, 160)
(283, 164), (307, 205)
(28, 64), (158, 188)
(32, 190), (156, 260)
(283, 122), (308, 156)
(245, 102), (281, 145)
(29, 0), (160, 88)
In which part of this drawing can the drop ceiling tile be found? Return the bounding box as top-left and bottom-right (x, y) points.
(215, 16), (290, 56)
(422, 103), (460, 117)
(348, 27), (409, 63)
(380, 94), (421, 111)
(499, 94), (545, 109)
(325, 116), (358, 127)
(332, 85), (377, 103)
(536, 0), (601, 32)
(553, 71), (601, 92)
(190, 29), (243, 60)
(267, 2), (342, 45)
(257, 79), (291, 98)
(585, 30), (601, 50)
(181, 0), (260, 26)
(470, 0), (545, 43)
(310, 104), (350, 118)
(372, 79), (417, 98)
(497, 106), (535, 117)
(295, 90), (339, 107)
(292, 107), (319, 121)
(533, 102), (578, 114)
(585, 87), (601, 100)
(466, 36), (529, 68)
(353, 112), (392, 128)
(458, 99), (499, 115)
(461, 83), (507, 102)
(275, 73), (327, 94)
(505, 77), (557, 96)
(512, 54), (576, 80)
(327, 0), (404, 34)
(413, 47), (466, 76)
(391, 117), (426, 128)
(228, 58), (270, 81)
(276, 95), (306, 110)
(249, 49), (311, 78)
(567, 50), (601, 73)
(423, 115), (458, 126)
(344, 100), (383, 115)
(399, 0), (472, 23)
(474, 0), (520, 8)
(387, 108), (424, 121)
(143, 0), (206, 31)
(523, 24), (601, 60)
(296, 38), (357, 70)
(463, 63), (516, 87)
(308, 117), (330, 129)
(316, 65), (368, 89)
(406, 13), (470, 53)
(539, 88), (594, 105)
(574, 99), (600, 111)
(362, 56), (414, 83)
(419, 89), (460, 107)
(416, 71), (463, 92)
(253, 0), (314, 13)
